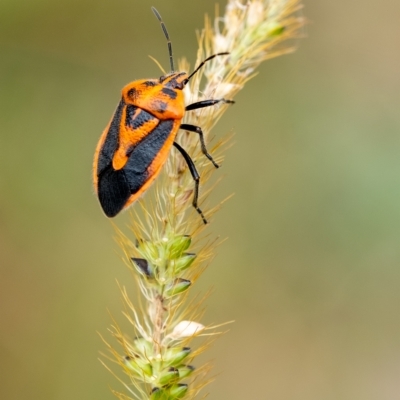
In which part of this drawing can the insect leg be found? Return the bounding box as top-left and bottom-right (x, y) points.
(180, 123), (219, 169)
(173, 142), (207, 224)
(185, 98), (235, 111)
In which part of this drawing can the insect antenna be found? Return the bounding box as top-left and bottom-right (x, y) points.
(151, 7), (175, 72)
(183, 52), (230, 85)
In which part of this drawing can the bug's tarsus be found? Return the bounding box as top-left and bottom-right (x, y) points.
(183, 52), (230, 85)
(151, 7), (175, 72)
(173, 142), (208, 224)
(180, 124), (219, 168)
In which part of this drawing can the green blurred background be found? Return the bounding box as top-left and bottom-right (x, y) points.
(1, 1), (400, 399)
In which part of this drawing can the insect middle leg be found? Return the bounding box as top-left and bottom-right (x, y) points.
(173, 141), (207, 224)
(180, 123), (219, 168)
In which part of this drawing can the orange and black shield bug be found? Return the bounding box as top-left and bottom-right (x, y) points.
(93, 7), (234, 223)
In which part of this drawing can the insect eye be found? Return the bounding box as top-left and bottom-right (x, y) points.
(159, 75), (166, 83)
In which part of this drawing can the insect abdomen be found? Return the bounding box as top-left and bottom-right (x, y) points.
(96, 99), (175, 217)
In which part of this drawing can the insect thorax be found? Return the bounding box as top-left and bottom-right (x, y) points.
(122, 74), (187, 120)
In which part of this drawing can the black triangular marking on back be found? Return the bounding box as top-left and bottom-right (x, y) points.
(126, 105), (155, 130)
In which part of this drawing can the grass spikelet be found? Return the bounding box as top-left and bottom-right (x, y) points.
(102, 1), (304, 399)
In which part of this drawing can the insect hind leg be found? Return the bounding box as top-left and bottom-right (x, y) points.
(173, 141), (207, 224)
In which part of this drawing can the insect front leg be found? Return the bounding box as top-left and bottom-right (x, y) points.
(173, 142), (207, 224)
(185, 98), (235, 111)
(180, 123), (219, 168)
